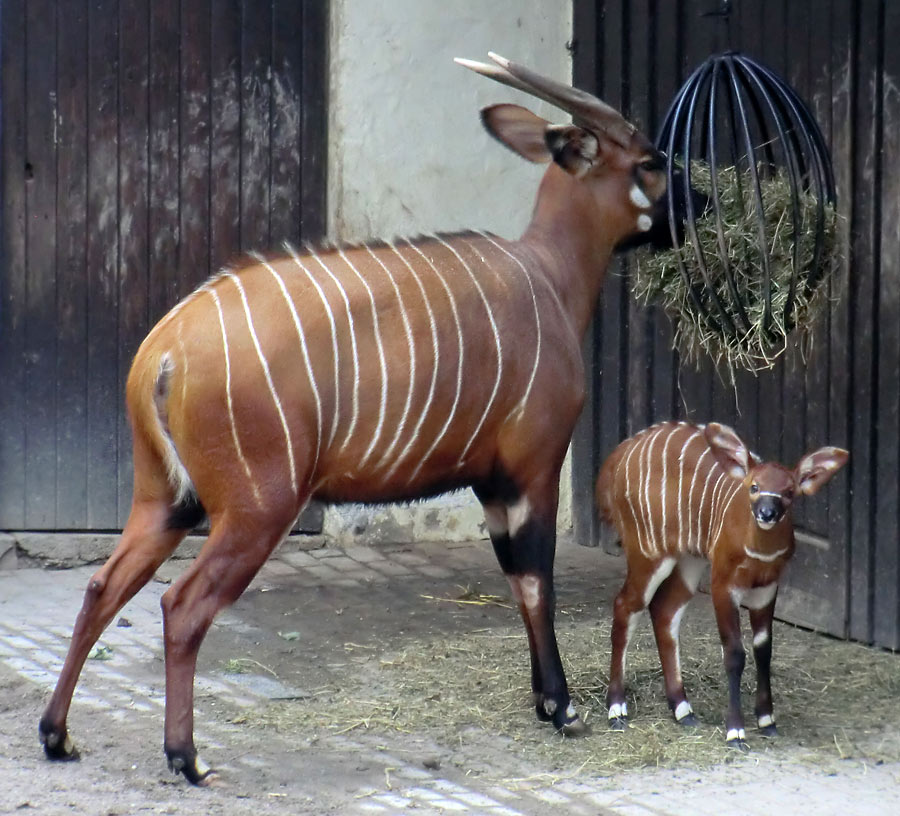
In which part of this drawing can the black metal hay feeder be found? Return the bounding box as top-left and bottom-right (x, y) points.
(648, 52), (837, 368)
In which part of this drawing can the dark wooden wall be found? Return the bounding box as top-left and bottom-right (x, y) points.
(572, 0), (900, 649)
(0, 0), (327, 531)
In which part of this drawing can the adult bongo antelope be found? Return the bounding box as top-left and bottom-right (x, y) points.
(40, 54), (684, 784)
(597, 421), (848, 748)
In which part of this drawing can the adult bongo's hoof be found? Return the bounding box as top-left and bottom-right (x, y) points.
(759, 723), (778, 738)
(166, 749), (217, 786)
(39, 721), (79, 762)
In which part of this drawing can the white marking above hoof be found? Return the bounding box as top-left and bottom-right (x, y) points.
(725, 728), (746, 742)
(608, 702), (628, 720)
(753, 629), (770, 647)
(757, 714), (775, 729)
(674, 700), (694, 721)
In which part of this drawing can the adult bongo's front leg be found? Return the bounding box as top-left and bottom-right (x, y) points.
(483, 483), (585, 736)
(40, 499), (188, 762)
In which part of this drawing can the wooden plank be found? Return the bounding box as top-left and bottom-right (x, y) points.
(55, 0), (89, 528)
(210, 0), (242, 271)
(649, 0), (679, 424)
(848, 0), (879, 644)
(299, 0), (328, 241)
(85, 0), (120, 527)
(803, 0), (834, 538)
(23, 0), (59, 528)
(148, 0), (180, 325)
(597, 0), (629, 552)
(827, 0), (855, 641)
(570, 0), (601, 548)
(178, 0), (211, 299)
(270, 0), (302, 245)
(240, 0), (272, 249)
(117, 0), (151, 524)
(0, 0), (28, 528)
(874, 0), (900, 650)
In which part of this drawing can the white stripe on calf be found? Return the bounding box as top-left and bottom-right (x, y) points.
(695, 456), (719, 555)
(405, 242), (465, 482)
(642, 426), (668, 555)
(686, 448), (711, 555)
(337, 249), (390, 469)
(677, 432), (702, 554)
(306, 247), (361, 454)
(205, 286), (263, 507)
(257, 258), (324, 471)
(382, 241), (441, 481)
(434, 235), (503, 467)
(227, 272), (298, 496)
(475, 232), (542, 420)
(623, 438), (648, 557)
(365, 246), (417, 472)
(287, 248), (341, 450)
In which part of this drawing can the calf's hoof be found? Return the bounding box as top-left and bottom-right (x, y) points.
(39, 720), (79, 762)
(608, 716), (628, 732)
(757, 715), (778, 737)
(676, 712), (700, 728)
(607, 701), (628, 731)
(725, 728), (751, 753)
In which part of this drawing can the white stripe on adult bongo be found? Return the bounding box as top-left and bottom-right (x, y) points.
(434, 235), (503, 466)
(365, 245), (417, 472)
(204, 285), (263, 507)
(338, 248), (389, 468)
(475, 232), (542, 419)
(226, 272), (298, 495)
(406, 241), (465, 482)
(255, 257), (324, 471)
(382, 241), (441, 482)
(288, 248), (341, 450)
(306, 246), (361, 454)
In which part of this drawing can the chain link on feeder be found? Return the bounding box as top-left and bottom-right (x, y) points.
(634, 52), (838, 372)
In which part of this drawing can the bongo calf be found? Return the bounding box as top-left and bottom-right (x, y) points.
(596, 421), (847, 748)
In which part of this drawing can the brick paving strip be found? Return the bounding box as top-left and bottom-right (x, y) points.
(1, 539), (898, 815)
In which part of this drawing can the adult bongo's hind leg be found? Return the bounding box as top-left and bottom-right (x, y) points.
(160, 499), (303, 784)
(40, 499), (190, 760)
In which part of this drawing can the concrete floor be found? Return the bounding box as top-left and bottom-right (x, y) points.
(0, 537), (897, 815)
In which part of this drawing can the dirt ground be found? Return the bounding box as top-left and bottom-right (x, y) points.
(1, 537), (899, 815)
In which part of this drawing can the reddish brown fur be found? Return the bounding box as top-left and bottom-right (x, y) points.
(597, 421), (848, 746)
(39, 55), (673, 783)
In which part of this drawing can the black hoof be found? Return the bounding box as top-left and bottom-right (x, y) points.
(759, 723), (778, 738)
(726, 737), (751, 753)
(676, 712), (700, 728)
(166, 748), (217, 786)
(608, 716), (628, 732)
(39, 720), (79, 762)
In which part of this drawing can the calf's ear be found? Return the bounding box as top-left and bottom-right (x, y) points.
(704, 422), (751, 480)
(795, 447), (849, 496)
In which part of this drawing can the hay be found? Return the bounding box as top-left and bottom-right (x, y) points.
(634, 162), (839, 373)
(242, 603), (900, 778)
